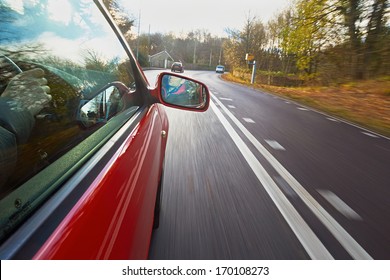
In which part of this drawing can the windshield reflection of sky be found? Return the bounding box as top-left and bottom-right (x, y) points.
(0, 0), (125, 63)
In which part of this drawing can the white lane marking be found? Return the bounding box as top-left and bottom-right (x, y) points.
(327, 118), (340, 122)
(243, 118), (255, 123)
(318, 190), (363, 221)
(285, 101), (291, 104)
(265, 140), (286, 151)
(213, 92), (219, 95)
(219, 97), (233, 101)
(297, 107), (309, 111)
(228, 105), (236, 109)
(362, 132), (379, 138)
(210, 100), (333, 260)
(211, 94), (373, 260)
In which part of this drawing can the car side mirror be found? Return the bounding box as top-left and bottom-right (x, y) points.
(77, 83), (127, 128)
(156, 73), (209, 111)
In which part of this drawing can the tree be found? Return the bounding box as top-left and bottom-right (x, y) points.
(362, 0), (389, 78)
(223, 15), (267, 71)
(102, 0), (135, 40)
(280, 0), (332, 80)
(331, 0), (390, 79)
(268, 0), (390, 83)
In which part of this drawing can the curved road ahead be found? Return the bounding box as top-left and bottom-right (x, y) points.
(144, 70), (390, 260)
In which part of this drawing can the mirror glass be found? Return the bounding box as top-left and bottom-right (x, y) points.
(161, 74), (207, 109)
(78, 85), (124, 128)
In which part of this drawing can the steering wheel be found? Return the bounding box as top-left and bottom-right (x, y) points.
(2, 56), (79, 122)
(0, 55), (23, 94)
(1, 56), (82, 182)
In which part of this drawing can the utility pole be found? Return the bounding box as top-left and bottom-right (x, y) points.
(209, 48), (212, 67)
(193, 39), (197, 64)
(148, 24), (151, 56)
(147, 24), (151, 67)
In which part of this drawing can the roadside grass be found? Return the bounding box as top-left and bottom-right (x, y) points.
(222, 73), (390, 137)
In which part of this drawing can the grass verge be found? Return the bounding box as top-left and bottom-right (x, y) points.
(222, 73), (390, 138)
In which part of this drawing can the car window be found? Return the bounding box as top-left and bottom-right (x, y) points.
(0, 0), (141, 241)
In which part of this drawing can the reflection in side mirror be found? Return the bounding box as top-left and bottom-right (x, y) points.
(77, 84), (125, 128)
(160, 74), (209, 110)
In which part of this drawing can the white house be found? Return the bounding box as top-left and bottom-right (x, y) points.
(148, 51), (174, 69)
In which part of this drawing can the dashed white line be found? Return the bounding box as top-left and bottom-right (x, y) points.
(219, 97), (233, 101)
(210, 99), (334, 260)
(228, 105), (236, 109)
(297, 107), (309, 111)
(211, 94), (373, 260)
(327, 117), (340, 122)
(318, 190), (363, 221)
(243, 118), (255, 123)
(265, 140), (286, 151)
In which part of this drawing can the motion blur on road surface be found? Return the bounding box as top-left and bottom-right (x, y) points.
(131, 0), (390, 260)
(1, 0), (389, 262)
(145, 70), (390, 260)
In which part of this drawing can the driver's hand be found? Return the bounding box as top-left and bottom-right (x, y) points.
(2, 68), (52, 116)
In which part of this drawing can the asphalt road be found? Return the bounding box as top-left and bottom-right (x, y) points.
(144, 70), (390, 260)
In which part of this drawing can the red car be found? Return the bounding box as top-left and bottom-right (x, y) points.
(0, 0), (209, 259)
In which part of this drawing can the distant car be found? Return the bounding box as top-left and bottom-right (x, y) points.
(0, 0), (209, 260)
(216, 65), (225, 73)
(171, 62), (184, 73)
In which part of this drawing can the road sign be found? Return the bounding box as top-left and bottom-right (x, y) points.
(245, 53), (254, 61)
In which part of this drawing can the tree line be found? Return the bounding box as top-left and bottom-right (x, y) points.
(225, 0), (390, 85)
(105, 0), (389, 86)
(103, 0), (225, 70)
(134, 30), (225, 70)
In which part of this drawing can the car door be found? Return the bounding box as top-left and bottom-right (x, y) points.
(0, 0), (165, 259)
(32, 103), (166, 259)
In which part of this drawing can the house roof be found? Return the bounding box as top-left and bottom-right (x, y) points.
(149, 50), (174, 61)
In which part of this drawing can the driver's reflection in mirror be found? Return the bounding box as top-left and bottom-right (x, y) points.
(162, 75), (186, 99)
(0, 68), (51, 190)
(162, 75), (205, 108)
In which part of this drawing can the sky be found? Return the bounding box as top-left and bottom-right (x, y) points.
(122, 0), (291, 37)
